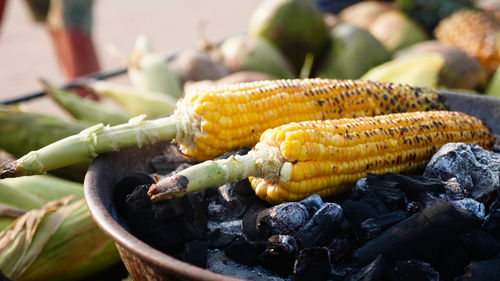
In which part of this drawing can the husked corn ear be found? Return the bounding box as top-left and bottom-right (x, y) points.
(435, 9), (500, 72)
(175, 78), (445, 160)
(251, 111), (493, 203)
(148, 111), (494, 204)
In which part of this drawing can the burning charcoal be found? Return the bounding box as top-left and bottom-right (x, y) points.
(388, 260), (439, 281)
(483, 200), (500, 239)
(367, 173), (444, 200)
(345, 255), (389, 281)
(450, 198), (485, 219)
(354, 202), (481, 265)
(423, 143), (500, 202)
(175, 240), (208, 268)
(293, 247), (332, 281)
(360, 192), (390, 215)
(207, 220), (244, 248)
(224, 237), (261, 266)
(255, 202), (310, 238)
(360, 211), (407, 241)
(299, 194), (324, 217)
(258, 235), (298, 276)
(342, 199), (380, 239)
(327, 238), (353, 263)
(436, 238), (470, 281)
(150, 145), (200, 174)
(460, 229), (500, 260)
(298, 203), (343, 247)
(455, 258), (500, 281)
(351, 178), (369, 199)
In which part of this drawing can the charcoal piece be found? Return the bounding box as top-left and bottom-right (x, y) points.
(367, 173), (444, 200)
(351, 178), (369, 199)
(455, 258), (500, 281)
(354, 202), (481, 265)
(389, 260), (439, 281)
(361, 192), (390, 215)
(406, 201), (421, 214)
(258, 235), (298, 276)
(342, 199), (379, 238)
(207, 228), (241, 248)
(229, 179), (255, 197)
(483, 201), (500, 239)
(327, 238), (353, 263)
(370, 184), (407, 211)
(299, 194), (324, 217)
(360, 211), (407, 241)
(423, 143), (500, 202)
(224, 238), (260, 266)
(436, 238), (470, 281)
(241, 203), (268, 241)
(150, 145), (199, 174)
(460, 229), (500, 260)
(450, 198), (485, 219)
(256, 202), (310, 238)
(112, 172), (155, 219)
(298, 202), (343, 247)
(345, 255), (389, 281)
(207, 182), (257, 222)
(215, 147), (252, 159)
(442, 178), (466, 200)
(179, 240), (208, 268)
(185, 190), (208, 239)
(293, 247), (332, 281)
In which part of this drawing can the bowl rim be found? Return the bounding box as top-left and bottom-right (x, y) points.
(84, 153), (243, 281)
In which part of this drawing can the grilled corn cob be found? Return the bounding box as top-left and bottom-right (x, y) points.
(435, 9), (500, 72)
(148, 111), (494, 204)
(1, 79), (446, 178)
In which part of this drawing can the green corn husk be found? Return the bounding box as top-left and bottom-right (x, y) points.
(0, 109), (90, 181)
(127, 36), (183, 98)
(46, 82), (131, 125)
(486, 66), (500, 97)
(87, 80), (177, 118)
(361, 53), (444, 88)
(0, 196), (120, 281)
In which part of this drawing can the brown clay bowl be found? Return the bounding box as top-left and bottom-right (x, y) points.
(84, 141), (242, 281)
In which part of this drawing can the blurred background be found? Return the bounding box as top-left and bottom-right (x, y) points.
(0, 0), (260, 115)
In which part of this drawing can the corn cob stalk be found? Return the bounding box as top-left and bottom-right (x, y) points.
(86, 80), (177, 118)
(148, 111), (494, 204)
(1, 79), (447, 178)
(45, 82), (131, 125)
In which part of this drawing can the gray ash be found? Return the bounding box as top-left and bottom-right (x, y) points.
(113, 143), (500, 280)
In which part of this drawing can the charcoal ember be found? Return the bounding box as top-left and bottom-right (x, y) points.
(483, 200), (500, 239)
(224, 237), (263, 266)
(360, 192), (390, 215)
(298, 202), (343, 247)
(450, 198), (485, 219)
(345, 255), (389, 281)
(455, 258), (500, 281)
(423, 143), (500, 202)
(174, 240), (208, 268)
(342, 199), (380, 239)
(241, 203), (269, 241)
(351, 178), (369, 199)
(354, 202), (481, 265)
(460, 229), (500, 260)
(299, 194), (324, 217)
(360, 211), (407, 241)
(207, 220), (244, 248)
(207, 181), (258, 222)
(258, 235), (298, 276)
(293, 247), (332, 281)
(367, 173), (444, 200)
(388, 260), (439, 281)
(436, 238), (470, 281)
(150, 145), (200, 174)
(327, 238), (353, 263)
(255, 202), (310, 238)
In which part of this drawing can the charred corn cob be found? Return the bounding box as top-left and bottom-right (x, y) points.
(148, 111), (494, 204)
(1, 79), (446, 178)
(435, 9), (500, 72)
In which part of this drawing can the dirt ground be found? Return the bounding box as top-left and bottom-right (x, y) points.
(0, 0), (260, 117)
